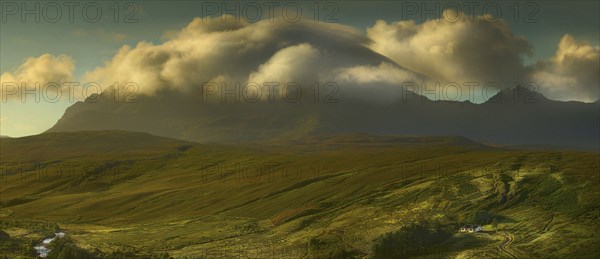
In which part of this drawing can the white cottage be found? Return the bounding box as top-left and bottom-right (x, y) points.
(459, 225), (482, 233)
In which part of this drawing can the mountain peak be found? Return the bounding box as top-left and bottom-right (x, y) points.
(484, 85), (549, 104)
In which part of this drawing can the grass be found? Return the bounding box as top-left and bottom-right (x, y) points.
(1, 131), (598, 258)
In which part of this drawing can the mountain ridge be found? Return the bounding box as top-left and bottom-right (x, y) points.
(46, 87), (600, 150)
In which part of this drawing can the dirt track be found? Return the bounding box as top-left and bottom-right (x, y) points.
(498, 231), (517, 259)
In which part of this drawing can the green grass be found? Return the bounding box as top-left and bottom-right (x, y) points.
(1, 131), (598, 258)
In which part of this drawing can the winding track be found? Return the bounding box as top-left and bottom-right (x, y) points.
(497, 231), (517, 259)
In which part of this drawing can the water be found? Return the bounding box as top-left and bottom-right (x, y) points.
(34, 232), (66, 258)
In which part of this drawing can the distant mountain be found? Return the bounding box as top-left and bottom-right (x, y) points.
(0, 135), (10, 138)
(47, 86), (599, 150)
(484, 85), (551, 104)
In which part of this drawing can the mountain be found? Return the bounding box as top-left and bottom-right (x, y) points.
(483, 85), (551, 104)
(46, 86), (600, 150)
(1, 131), (598, 258)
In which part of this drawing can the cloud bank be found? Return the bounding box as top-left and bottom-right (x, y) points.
(365, 10), (598, 102)
(82, 15), (418, 103)
(367, 10), (533, 86)
(3, 12), (598, 103)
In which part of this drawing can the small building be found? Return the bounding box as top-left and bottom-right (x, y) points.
(459, 225), (482, 233)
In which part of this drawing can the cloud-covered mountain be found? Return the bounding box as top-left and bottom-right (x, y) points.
(47, 85), (599, 150)
(80, 15), (420, 103)
(2, 12), (597, 148)
(74, 12), (598, 103)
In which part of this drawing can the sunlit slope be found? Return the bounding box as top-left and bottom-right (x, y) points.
(1, 131), (598, 258)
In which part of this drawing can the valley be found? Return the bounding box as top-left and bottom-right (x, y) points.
(1, 131), (598, 258)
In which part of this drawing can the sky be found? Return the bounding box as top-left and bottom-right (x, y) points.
(1, 0), (599, 137)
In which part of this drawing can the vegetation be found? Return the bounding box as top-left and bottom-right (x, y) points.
(1, 131), (598, 258)
(46, 237), (97, 259)
(465, 210), (502, 225)
(372, 223), (452, 258)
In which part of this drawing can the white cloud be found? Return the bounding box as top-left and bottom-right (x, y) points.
(367, 10), (532, 87)
(0, 54), (76, 101)
(334, 62), (419, 85)
(248, 43), (321, 85)
(531, 34), (600, 102)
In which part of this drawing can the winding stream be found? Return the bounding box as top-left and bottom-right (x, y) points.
(34, 232), (65, 257)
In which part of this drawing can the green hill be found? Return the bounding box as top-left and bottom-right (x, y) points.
(0, 130), (194, 162)
(1, 131), (598, 258)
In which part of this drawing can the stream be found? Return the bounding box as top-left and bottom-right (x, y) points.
(34, 232), (65, 257)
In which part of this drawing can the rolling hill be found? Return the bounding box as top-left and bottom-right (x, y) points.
(1, 131), (598, 258)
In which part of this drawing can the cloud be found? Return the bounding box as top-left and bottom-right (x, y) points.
(1, 54), (76, 101)
(75, 13), (597, 103)
(531, 34), (600, 102)
(248, 43), (321, 85)
(334, 62), (419, 85)
(367, 10), (532, 87)
(82, 15), (418, 102)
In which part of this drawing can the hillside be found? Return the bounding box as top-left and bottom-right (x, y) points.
(1, 131), (598, 258)
(0, 130), (194, 162)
